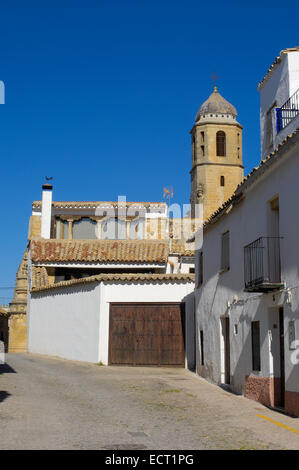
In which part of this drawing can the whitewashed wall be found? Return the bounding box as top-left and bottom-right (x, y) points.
(28, 282), (101, 363)
(195, 138), (299, 395)
(260, 51), (299, 159)
(29, 280), (195, 367)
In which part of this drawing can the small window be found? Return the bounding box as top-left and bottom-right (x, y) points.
(197, 250), (203, 286)
(56, 218), (69, 239)
(200, 330), (204, 365)
(200, 145), (205, 157)
(192, 135), (196, 161)
(266, 110), (273, 148)
(216, 131), (226, 156)
(221, 231), (230, 271)
(220, 175), (225, 186)
(200, 131), (205, 142)
(251, 321), (261, 371)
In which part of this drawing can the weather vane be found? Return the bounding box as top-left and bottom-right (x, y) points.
(163, 186), (173, 207)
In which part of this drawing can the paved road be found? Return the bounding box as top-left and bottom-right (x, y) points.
(0, 353), (299, 450)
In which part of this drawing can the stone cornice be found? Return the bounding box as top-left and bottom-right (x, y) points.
(190, 162), (244, 174)
(190, 120), (243, 134)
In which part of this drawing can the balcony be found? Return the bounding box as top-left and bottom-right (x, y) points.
(244, 237), (284, 292)
(276, 88), (299, 133)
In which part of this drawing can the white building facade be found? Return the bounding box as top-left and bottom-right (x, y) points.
(194, 128), (299, 417)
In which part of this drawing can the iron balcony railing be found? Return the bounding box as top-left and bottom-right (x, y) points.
(276, 88), (299, 133)
(244, 237), (283, 292)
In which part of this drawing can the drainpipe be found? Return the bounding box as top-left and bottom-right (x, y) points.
(41, 183), (53, 239)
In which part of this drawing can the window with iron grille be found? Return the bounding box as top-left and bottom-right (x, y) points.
(216, 131), (226, 156)
(221, 231), (230, 271)
(251, 321), (261, 371)
(265, 102), (276, 149)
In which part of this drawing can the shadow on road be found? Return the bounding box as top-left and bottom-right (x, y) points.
(0, 390), (11, 403)
(219, 383), (242, 396)
(0, 363), (16, 375)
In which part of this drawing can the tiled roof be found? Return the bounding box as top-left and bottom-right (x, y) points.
(170, 239), (194, 256)
(196, 87), (237, 121)
(258, 47), (299, 90)
(30, 238), (169, 263)
(31, 272), (195, 292)
(32, 201), (166, 209)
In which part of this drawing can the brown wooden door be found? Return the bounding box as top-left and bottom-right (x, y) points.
(109, 303), (185, 366)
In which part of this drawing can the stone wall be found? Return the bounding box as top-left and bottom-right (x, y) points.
(9, 250), (28, 352)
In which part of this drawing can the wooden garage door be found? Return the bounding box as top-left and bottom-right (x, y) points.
(109, 303), (185, 366)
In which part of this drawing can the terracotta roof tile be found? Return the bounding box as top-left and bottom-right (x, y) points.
(31, 273), (195, 292)
(170, 239), (194, 256)
(30, 238), (169, 264)
(32, 201), (166, 209)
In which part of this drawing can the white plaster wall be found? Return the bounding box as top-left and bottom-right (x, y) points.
(98, 281), (195, 365)
(195, 139), (299, 394)
(260, 54), (289, 160)
(288, 52), (299, 97)
(167, 255), (194, 274)
(180, 262), (194, 274)
(28, 283), (101, 363)
(260, 52), (299, 160)
(184, 292), (196, 371)
(29, 280), (195, 367)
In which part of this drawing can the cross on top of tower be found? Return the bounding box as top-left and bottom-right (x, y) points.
(211, 72), (219, 92)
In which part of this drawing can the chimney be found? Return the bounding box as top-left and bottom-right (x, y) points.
(41, 183), (53, 239)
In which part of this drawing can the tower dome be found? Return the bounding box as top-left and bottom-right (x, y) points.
(195, 86), (237, 122)
(190, 85), (243, 220)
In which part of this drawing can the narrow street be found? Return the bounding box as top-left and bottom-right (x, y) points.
(0, 353), (299, 450)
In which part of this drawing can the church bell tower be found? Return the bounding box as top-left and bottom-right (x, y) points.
(190, 86), (244, 220)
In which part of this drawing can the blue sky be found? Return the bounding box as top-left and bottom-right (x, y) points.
(0, 1), (298, 300)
